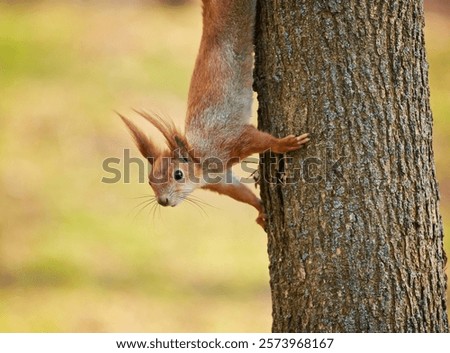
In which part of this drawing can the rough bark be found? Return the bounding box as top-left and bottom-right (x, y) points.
(254, 0), (448, 332)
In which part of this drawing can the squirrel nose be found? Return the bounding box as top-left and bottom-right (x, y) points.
(157, 197), (169, 206)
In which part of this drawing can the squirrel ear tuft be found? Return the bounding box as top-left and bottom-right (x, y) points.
(174, 135), (188, 152)
(118, 112), (160, 165)
(130, 109), (198, 163)
(174, 135), (199, 163)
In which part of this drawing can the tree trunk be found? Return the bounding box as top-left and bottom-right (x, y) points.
(254, 0), (448, 332)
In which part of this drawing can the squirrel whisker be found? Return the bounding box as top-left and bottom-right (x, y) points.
(184, 197), (208, 217)
(132, 195), (157, 200)
(133, 199), (158, 220)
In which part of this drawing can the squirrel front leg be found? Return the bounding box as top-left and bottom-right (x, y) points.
(203, 175), (267, 228)
(231, 125), (310, 161)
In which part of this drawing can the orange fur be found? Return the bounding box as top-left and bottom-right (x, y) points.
(203, 179), (266, 227)
(118, 112), (161, 164)
(120, 0), (309, 228)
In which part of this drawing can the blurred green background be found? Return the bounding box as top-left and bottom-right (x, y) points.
(0, 0), (448, 332)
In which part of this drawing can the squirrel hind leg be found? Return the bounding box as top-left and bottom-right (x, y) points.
(231, 125), (310, 160)
(233, 125), (310, 159)
(272, 133), (310, 154)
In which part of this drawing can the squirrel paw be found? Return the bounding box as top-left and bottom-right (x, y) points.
(274, 133), (310, 153)
(256, 212), (267, 229)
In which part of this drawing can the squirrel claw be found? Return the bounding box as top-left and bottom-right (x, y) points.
(296, 133), (310, 143)
(256, 212), (267, 229)
(275, 133), (310, 153)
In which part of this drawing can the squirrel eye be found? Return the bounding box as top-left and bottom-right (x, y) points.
(174, 169), (184, 181)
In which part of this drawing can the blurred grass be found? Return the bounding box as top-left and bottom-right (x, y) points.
(0, 1), (448, 332)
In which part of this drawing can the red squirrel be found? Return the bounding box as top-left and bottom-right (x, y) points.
(120, 0), (309, 227)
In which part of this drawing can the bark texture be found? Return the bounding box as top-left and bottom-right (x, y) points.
(254, 0), (448, 332)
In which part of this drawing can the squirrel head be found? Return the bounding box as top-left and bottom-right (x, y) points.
(119, 111), (201, 207)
